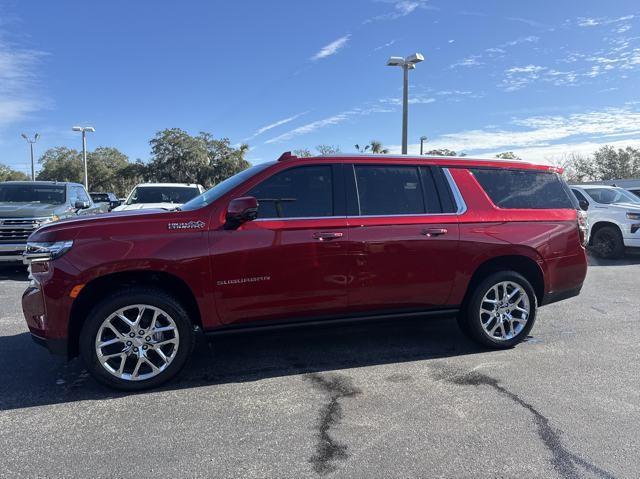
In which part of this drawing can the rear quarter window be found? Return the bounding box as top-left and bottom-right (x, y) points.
(470, 168), (574, 209)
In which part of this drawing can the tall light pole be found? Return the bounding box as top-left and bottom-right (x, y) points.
(386, 53), (424, 155)
(420, 136), (428, 155)
(72, 126), (95, 189)
(20, 133), (39, 181)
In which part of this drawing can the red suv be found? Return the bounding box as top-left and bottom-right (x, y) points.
(22, 153), (588, 390)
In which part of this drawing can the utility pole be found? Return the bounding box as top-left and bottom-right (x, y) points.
(21, 133), (39, 180)
(420, 136), (428, 155)
(72, 126), (95, 189)
(386, 53), (424, 154)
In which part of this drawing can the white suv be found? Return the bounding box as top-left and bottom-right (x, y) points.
(113, 183), (205, 212)
(571, 185), (640, 258)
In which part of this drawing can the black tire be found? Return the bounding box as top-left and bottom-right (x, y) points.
(590, 226), (625, 259)
(458, 271), (537, 349)
(79, 287), (195, 391)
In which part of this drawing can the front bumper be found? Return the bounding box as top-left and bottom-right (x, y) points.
(30, 333), (68, 355)
(22, 283), (68, 357)
(0, 243), (26, 262)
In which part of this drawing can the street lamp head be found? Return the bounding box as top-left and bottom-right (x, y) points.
(72, 126), (95, 133)
(34, 133), (40, 141)
(420, 136), (428, 141)
(405, 53), (424, 64)
(386, 56), (405, 67)
(21, 133), (28, 140)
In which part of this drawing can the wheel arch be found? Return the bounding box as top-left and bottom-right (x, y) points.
(462, 255), (545, 309)
(588, 220), (622, 245)
(68, 270), (202, 358)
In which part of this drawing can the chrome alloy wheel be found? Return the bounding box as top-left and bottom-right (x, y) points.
(479, 281), (530, 341)
(95, 305), (180, 381)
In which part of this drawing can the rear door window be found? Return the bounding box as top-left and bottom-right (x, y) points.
(353, 165), (425, 215)
(470, 168), (574, 209)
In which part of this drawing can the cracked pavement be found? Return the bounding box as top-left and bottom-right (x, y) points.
(0, 255), (639, 478)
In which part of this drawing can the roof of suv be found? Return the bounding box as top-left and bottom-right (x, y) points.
(134, 183), (201, 188)
(276, 152), (560, 173)
(0, 181), (83, 187)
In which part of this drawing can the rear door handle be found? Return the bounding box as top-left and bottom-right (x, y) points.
(421, 228), (448, 237)
(313, 232), (344, 241)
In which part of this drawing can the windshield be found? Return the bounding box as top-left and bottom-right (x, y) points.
(181, 162), (275, 211)
(584, 187), (640, 205)
(91, 193), (109, 202)
(126, 186), (201, 205)
(0, 184), (66, 204)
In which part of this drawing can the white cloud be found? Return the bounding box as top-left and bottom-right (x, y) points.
(390, 107), (640, 163)
(379, 94), (436, 105)
(451, 55), (483, 68)
(577, 15), (635, 27)
(311, 35), (351, 60)
(364, 0), (434, 23)
(244, 112), (307, 141)
(265, 104), (394, 144)
(0, 41), (48, 128)
(372, 39), (397, 52)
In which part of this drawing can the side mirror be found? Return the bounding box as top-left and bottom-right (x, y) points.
(75, 200), (90, 210)
(225, 196), (258, 230)
(578, 199), (589, 211)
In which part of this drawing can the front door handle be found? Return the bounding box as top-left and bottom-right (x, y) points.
(313, 231), (344, 241)
(421, 228), (448, 237)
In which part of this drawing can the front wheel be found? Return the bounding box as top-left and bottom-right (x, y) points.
(458, 271), (537, 349)
(79, 288), (195, 391)
(590, 226), (625, 259)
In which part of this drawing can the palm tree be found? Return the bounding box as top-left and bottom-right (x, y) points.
(355, 141), (389, 154)
(369, 140), (389, 154)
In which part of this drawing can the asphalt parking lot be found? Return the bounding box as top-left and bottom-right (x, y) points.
(0, 255), (639, 479)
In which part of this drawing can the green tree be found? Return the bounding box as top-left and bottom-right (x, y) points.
(316, 144), (341, 155)
(495, 151), (521, 160)
(148, 128), (250, 187)
(355, 141), (389, 154)
(37, 146), (133, 196)
(293, 148), (313, 157)
(424, 148), (460, 156)
(0, 164), (29, 181)
(591, 146), (640, 180)
(37, 147), (83, 183)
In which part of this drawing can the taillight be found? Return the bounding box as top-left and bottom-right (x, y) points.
(577, 210), (588, 246)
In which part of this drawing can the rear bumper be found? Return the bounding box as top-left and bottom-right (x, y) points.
(541, 285), (582, 306)
(0, 243), (26, 262)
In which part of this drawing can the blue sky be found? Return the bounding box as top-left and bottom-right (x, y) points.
(1, 0), (639, 174)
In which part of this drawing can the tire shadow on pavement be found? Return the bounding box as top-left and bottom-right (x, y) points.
(0, 315), (492, 410)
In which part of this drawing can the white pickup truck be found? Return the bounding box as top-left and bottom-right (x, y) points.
(570, 184), (640, 258)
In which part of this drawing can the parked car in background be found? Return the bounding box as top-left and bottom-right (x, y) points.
(22, 153), (587, 390)
(570, 184), (640, 258)
(580, 179), (640, 199)
(90, 192), (121, 212)
(112, 183), (205, 211)
(0, 181), (100, 263)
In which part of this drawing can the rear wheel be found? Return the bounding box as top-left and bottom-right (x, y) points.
(79, 288), (194, 391)
(458, 271), (537, 349)
(591, 226), (625, 259)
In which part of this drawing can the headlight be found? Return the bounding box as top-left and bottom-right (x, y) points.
(626, 212), (640, 220)
(39, 215), (60, 225)
(23, 240), (74, 263)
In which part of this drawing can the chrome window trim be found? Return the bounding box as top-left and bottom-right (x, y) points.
(253, 216), (347, 222)
(442, 167), (467, 215)
(250, 166), (467, 221)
